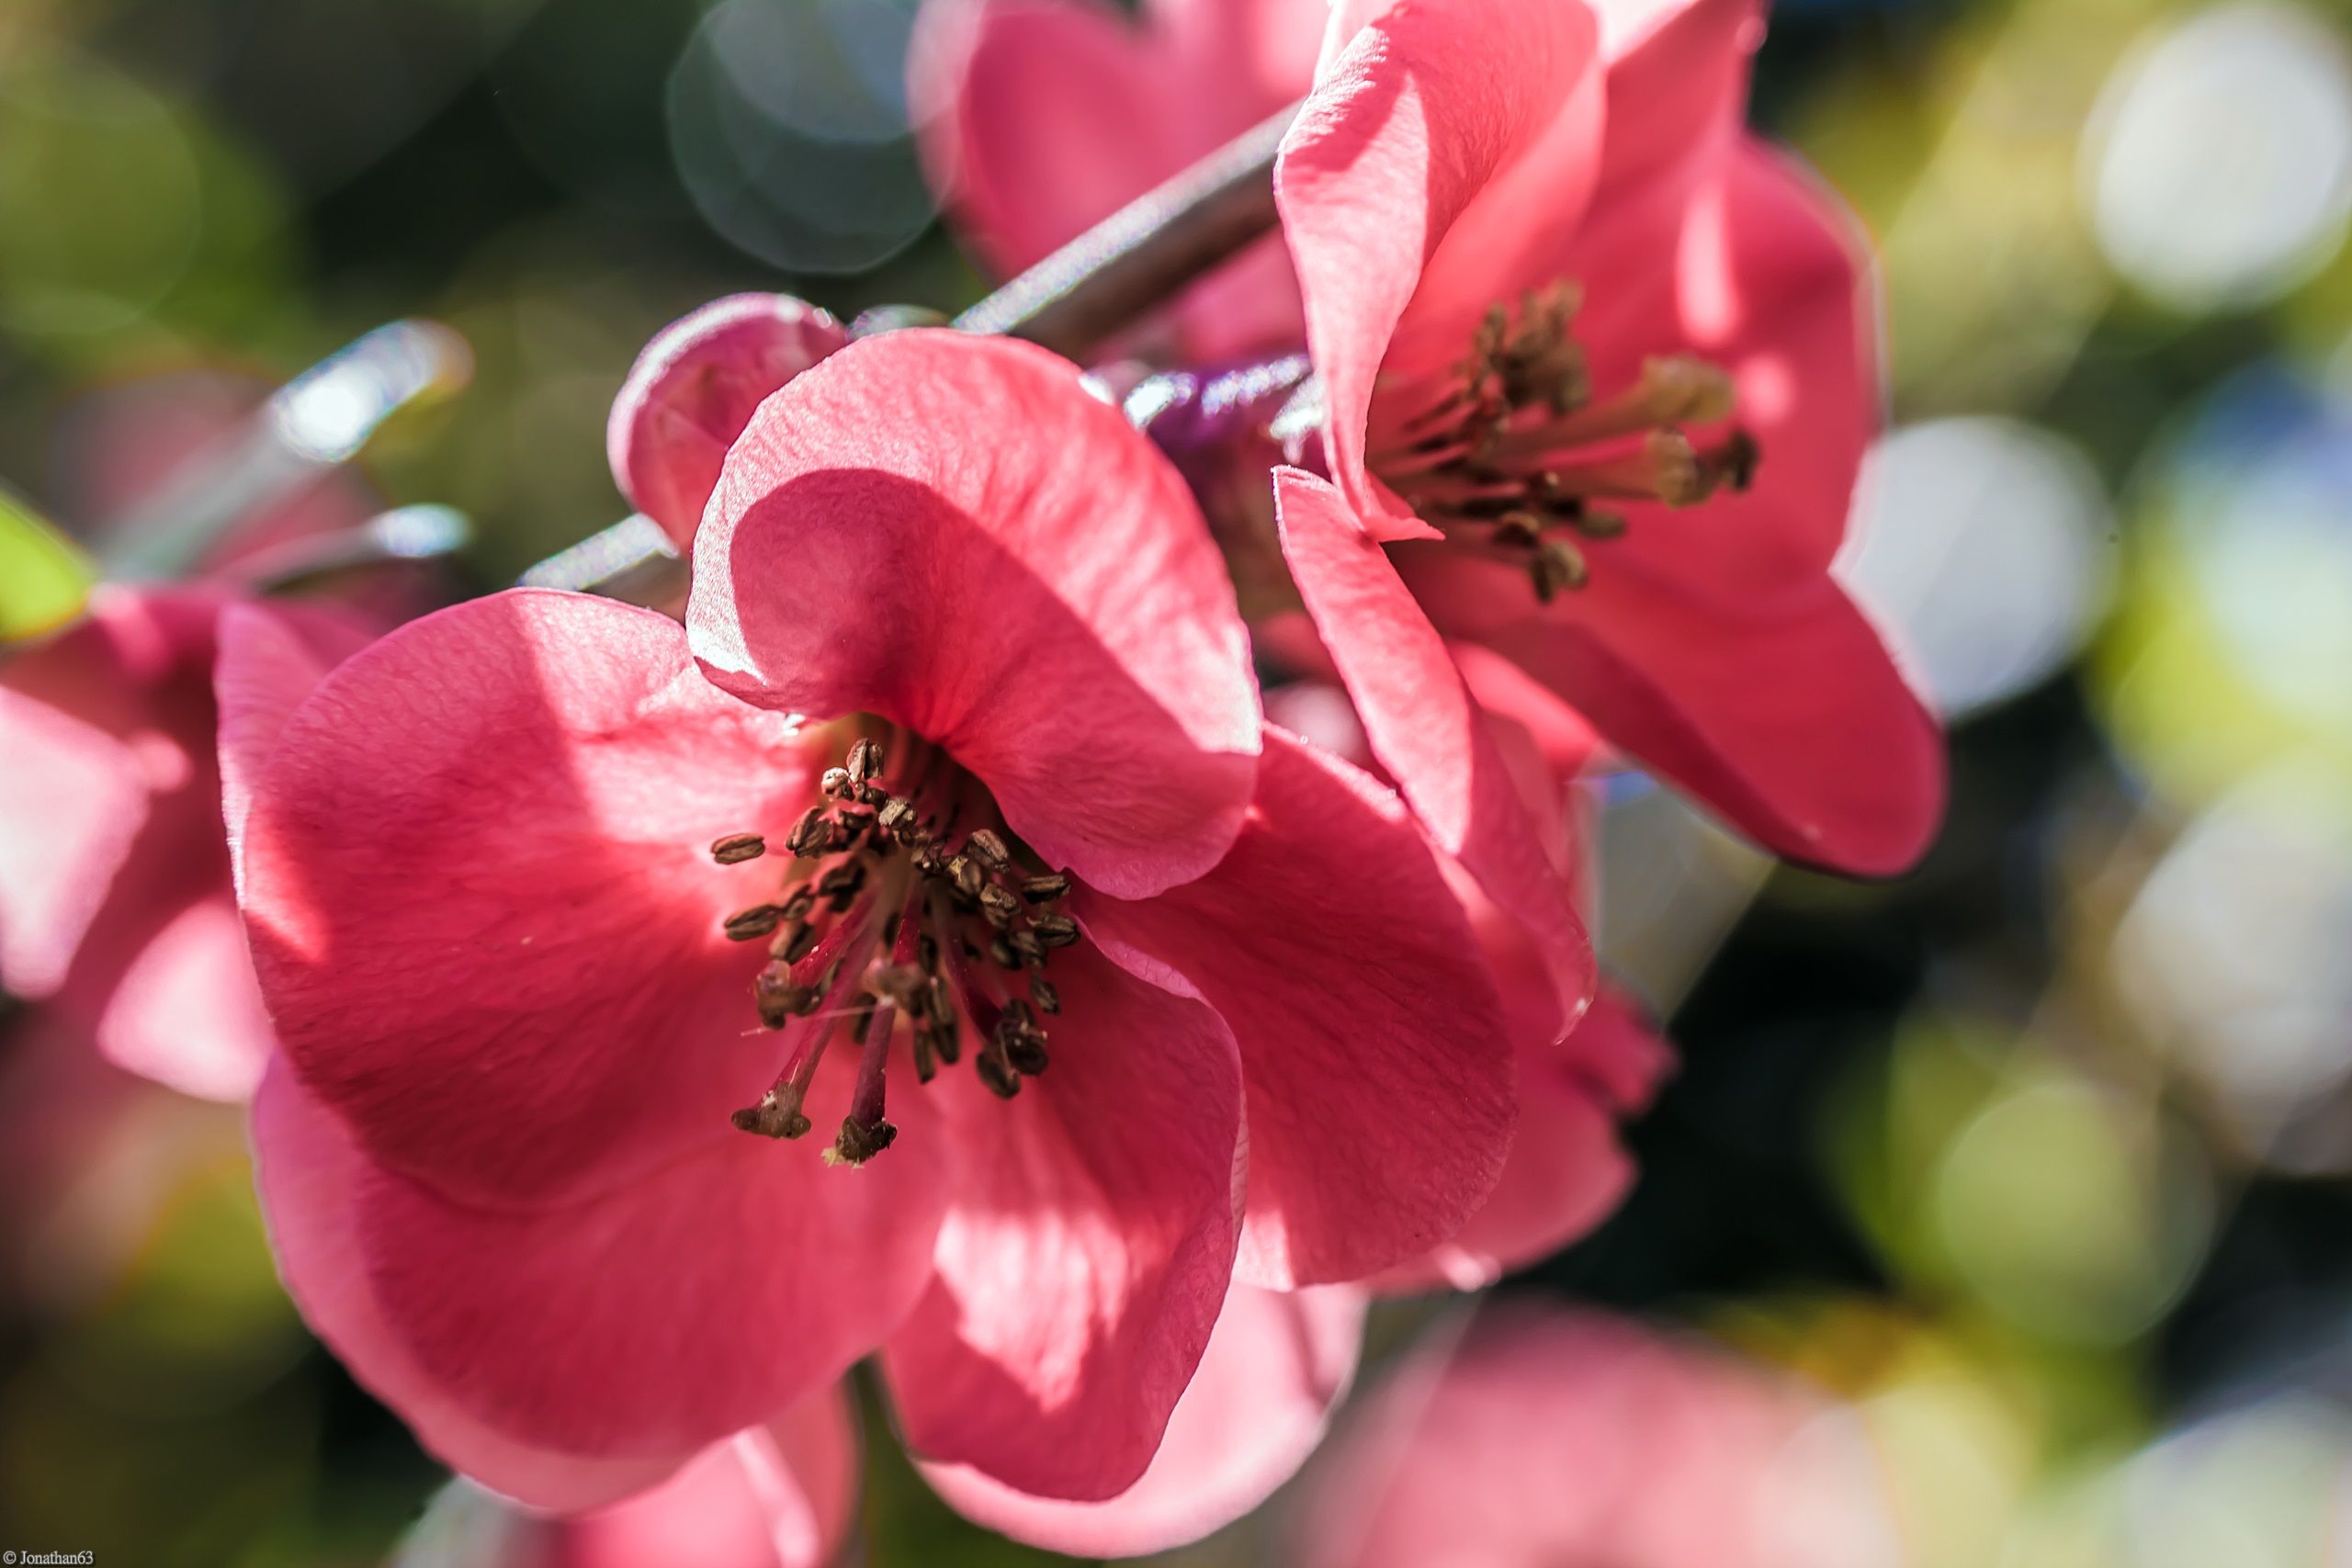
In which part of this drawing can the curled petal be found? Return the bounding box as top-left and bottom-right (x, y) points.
(880, 945), (1245, 1501)
(920, 1284), (1365, 1556)
(690, 332), (1261, 899)
(1083, 729), (1512, 1288)
(607, 295), (850, 550)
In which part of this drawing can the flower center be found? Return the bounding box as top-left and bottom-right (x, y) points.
(1365, 282), (1760, 602)
(705, 730), (1079, 1165)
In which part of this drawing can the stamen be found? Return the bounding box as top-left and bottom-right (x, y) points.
(710, 832), (766, 865)
(1370, 285), (1761, 601)
(713, 728), (1094, 1156)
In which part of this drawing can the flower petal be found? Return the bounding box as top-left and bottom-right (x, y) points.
(690, 331), (1261, 899)
(607, 294), (850, 550)
(1277, 0), (1603, 538)
(252, 1065), (694, 1510)
(920, 1284), (1364, 1556)
(240, 589), (829, 1207)
(255, 1059), (943, 1467)
(1083, 728), (1512, 1288)
(1374, 987), (1670, 1293)
(880, 945), (1245, 1501)
(1487, 567), (1943, 875)
(1277, 468), (1595, 1021)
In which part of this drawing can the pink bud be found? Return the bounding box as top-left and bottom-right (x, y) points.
(606, 294), (851, 549)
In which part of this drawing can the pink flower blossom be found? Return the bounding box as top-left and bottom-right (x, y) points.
(912, 0), (1943, 879)
(235, 330), (1509, 1542)
(1290, 1303), (1905, 1568)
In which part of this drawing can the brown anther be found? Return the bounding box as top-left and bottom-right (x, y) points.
(1531, 539), (1590, 603)
(1003, 1032), (1049, 1077)
(978, 884), (1020, 929)
(817, 863), (867, 899)
(846, 739), (882, 784)
(1020, 873), (1070, 905)
(773, 919), (819, 964)
(1032, 913), (1080, 950)
(752, 964), (815, 1027)
(710, 832), (766, 865)
(785, 806), (830, 856)
(975, 1051), (1022, 1100)
(1006, 930), (1046, 968)
(927, 975), (955, 1024)
(724, 904), (784, 942)
(918, 933), (941, 973)
(1029, 976), (1060, 1015)
(989, 935), (1020, 970)
(911, 1031), (939, 1083)
(966, 829), (1011, 870)
(1570, 508), (1627, 540)
(780, 886), (817, 920)
(1644, 429), (1703, 506)
(731, 1093), (811, 1140)
(1704, 428), (1761, 493)
(932, 1008), (963, 1065)
(875, 964), (926, 1005)
(877, 797), (917, 837)
(1493, 511), (1544, 550)
(821, 767), (852, 798)
(949, 855), (984, 899)
(831, 1115), (897, 1165)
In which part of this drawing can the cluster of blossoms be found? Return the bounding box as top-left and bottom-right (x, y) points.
(0, 0), (1939, 1559)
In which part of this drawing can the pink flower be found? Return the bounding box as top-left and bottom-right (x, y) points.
(912, 0), (1942, 878)
(1275, 0), (1942, 879)
(0, 585), (368, 1101)
(910, 0), (1323, 358)
(235, 330), (1510, 1543)
(606, 294), (851, 551)
(1290, 1303), (1904, 1568)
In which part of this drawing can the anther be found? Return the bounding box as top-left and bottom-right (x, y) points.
(966, 829), (1011, 871)
(752, 964), (815, 1027)
(731, 1092), (812, 1140)
(1701, 428), (1760, 494)
(1020, 873), (1070, 905)
(978, 884), (1020, 929)
(725, 904), (784, 942)
(780, 886), (817, 920)
(1006, 930), (1046, 968)
(786, 806), (830, 855)
(832, 1115), (897, 1165)
(878, 797), (917, 838)
(846, 739), (882, 785)
(821, 768), (852, 798)
(1032, 913), (1080, 949)
(949, 856), (983, 900)
(1029, 976), (1060, 1015)
(1493, 511), (1544, 550)
(976, 1050), (1022, 1100)
(1531, 539), (1590, 603)
(773, 920), (819, 964)
(710, 832), (766, 865)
